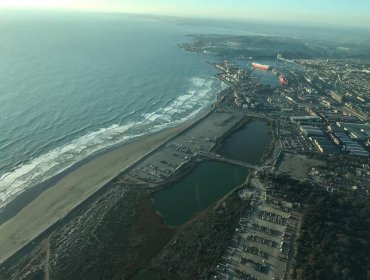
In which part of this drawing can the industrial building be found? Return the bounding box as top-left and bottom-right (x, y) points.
(300, 126), (325, 137)
(309, 136), (339, 154)
(329, 91), (343, 103)
(290, 116), (321, 123)
(334, 131), (369, 157)
(299, 126), (339, 154)
(337, 122), (370, 142)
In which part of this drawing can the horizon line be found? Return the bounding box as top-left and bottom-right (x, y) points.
(1, 6), (370, 30)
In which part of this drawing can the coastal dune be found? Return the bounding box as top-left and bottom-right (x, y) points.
(0, 124), (186, 264)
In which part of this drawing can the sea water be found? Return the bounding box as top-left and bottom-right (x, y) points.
(0, 11), (230, 210)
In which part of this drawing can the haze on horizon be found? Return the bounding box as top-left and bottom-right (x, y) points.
(1, 0), (370, 28)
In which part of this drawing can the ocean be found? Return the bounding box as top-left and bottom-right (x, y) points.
(0, 11), (235, 211)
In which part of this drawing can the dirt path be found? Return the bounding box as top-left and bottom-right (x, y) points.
(44, 238), (51, 280)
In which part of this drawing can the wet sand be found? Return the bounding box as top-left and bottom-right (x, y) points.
(0, 123), (189, 264)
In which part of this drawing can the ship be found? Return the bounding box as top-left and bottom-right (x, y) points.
(251, 63), (271, 71)
(279, 75), (288, 86)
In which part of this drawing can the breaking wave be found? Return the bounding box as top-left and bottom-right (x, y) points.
(0, 76), (223, 210)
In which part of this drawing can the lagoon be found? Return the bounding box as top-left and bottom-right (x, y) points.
(153, 161), (248, 226)
(218, 120), (272, 164)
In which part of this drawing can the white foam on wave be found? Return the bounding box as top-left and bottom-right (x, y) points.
(0, 76), (221, 210)
(0, 123), (136, 208)
(141, 77), (216, 123)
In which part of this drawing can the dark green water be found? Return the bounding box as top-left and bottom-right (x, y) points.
(153, 161), (248, 226)
(218, 120), (272, 164)
(130, 269), (159, 280)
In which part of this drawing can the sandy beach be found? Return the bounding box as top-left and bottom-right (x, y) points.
(0, 123), (188, 264)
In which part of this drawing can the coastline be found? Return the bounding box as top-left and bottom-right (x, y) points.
(0, 99), (279, 277)
(0, 124), (198, 226)
(0, 108), (212, 265)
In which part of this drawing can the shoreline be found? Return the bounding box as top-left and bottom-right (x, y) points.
(0, 124), (195, 226)
(1, 104), (279, 276)
(0, 105), (215, 266)
(0, 85), (275, 268)
(0, 86), (225, 224)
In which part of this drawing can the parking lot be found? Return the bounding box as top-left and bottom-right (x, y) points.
(128, 110), (244, 184)
(213, 178), (300, 280)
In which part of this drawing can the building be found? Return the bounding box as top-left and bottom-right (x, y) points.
(337, 123), (370, 142)
(334, 131), (369, 157)
(310, 136), (339, 154)
(329, 91), (343, 103)
(300, 126), (325, 137)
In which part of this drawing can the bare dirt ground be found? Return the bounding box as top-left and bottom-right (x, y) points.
(277, 152), (326, 179)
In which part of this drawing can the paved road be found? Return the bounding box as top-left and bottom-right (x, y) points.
(198, 151), (266, 170)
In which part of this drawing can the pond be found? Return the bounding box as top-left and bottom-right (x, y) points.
(217, 120), (272, 164)
(153, 161), (248, 226)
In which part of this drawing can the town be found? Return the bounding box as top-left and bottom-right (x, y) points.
(203, 55), (370, 279)
(2, 34), (370, 280)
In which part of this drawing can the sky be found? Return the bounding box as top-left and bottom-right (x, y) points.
(1, 0), (370, 27)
